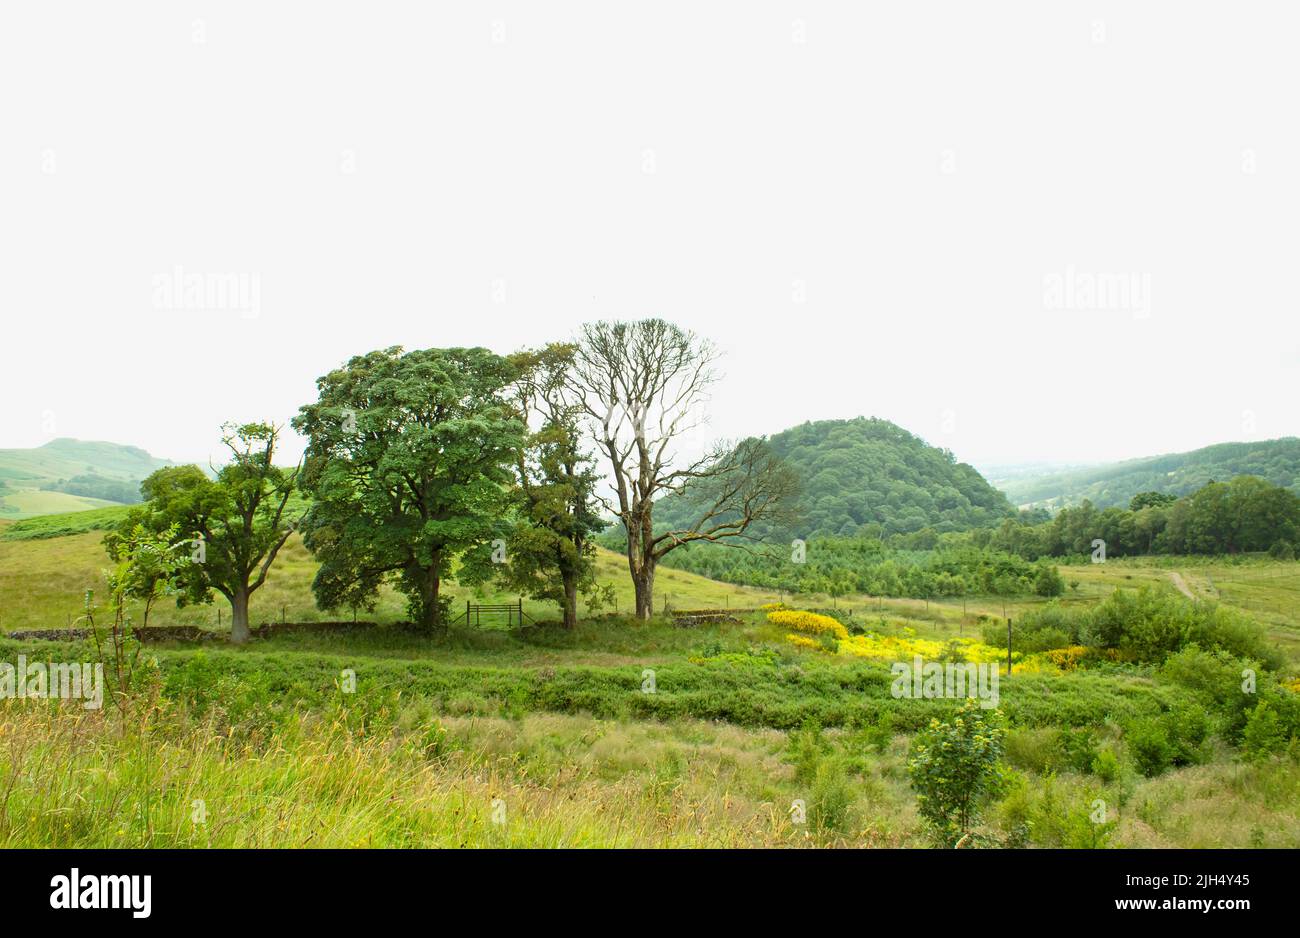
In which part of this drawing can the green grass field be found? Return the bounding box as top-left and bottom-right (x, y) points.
(0, 527), (784, 634)
(0, 488), (123, 521)
(1, 509), (1298, 848)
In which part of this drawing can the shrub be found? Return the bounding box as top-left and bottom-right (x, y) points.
(1059, 727), (1100, 774)
(767, 609), (849, 640)
(907, 700), (1006, 846)
(861, 711), (895, 754)
(986, 602), (1083, 653)
(1004, 728), (1062, 774)
(1241, 700), (1289, 759)
(1268, 540), (1296, 561)
(808, 761), (856, 836)
(1161, 704), (1209, 766)
(1044, 645), (1114, 671)
(1091, 747), (1121, 783)
(1029, 777), (1116, 849)
(1034, 565), (1065, 597)
(1082, 588), (1279, 666)
(1125, 718), (1173, 777)
(786, 721), (828, 785)
(1160, 646), (1300, 746)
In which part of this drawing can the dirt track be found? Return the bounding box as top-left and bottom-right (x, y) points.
(1169, 571), (1195, 599)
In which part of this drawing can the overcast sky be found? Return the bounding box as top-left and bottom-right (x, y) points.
(2, 3), (1297, 473)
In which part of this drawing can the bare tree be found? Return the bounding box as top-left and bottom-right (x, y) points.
(571, 319), (799, 619)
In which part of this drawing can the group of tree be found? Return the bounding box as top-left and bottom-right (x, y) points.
(46, 473), (144, 504)
(657, 538), (1065, 599)
(980, 475), (1300, 560)
(110, 320), (800, 639)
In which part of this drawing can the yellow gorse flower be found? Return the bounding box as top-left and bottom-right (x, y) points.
(766, 609), (848, 640)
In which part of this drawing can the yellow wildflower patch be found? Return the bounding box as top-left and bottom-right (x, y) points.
(785, 633), (822, 651)
(766, 609), (848, 640)
(837, 633), (1007, 664)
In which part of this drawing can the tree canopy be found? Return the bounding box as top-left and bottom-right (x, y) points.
(108, 422), (300, 643)
(292, 346), (524, 629)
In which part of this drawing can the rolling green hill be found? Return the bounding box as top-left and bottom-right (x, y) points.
(652, 417), (1015, 539)
(990, 438), (1300, 511)
(0, 438), (172, 519)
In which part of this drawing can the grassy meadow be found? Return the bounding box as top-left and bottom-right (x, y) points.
(1, 509), (1299, 848)
(0, 488), (122, 520)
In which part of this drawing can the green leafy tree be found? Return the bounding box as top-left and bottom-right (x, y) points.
(89, 522), (188, 713)
(293, 347), (524, 629)
(907, 701), (1006, 846)
(1129, 491), (1176, 511)
(462, 344), (607, 628)
(1033, 564), (1065, 597)
(109, 423), (300, 643)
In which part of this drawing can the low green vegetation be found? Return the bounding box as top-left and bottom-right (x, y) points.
(0, 504), (131, 540)
(656, 540), (1063, 598)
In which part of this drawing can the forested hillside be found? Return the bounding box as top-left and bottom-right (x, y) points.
(652, 417), (1014, 539)
(992, 438), (1300, 510)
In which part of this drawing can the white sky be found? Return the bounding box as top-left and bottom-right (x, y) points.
(2, 3), (1297, 472)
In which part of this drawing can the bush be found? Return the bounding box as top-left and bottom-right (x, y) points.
(861, 711), (895, 754)
(1028, 777), (1116, 848)
(1241, 701), (1289, 759)
(808, 761), (856, 836)
(786, 721), (828, 785)
(1091, 747), (1121, 783)
(988, 602), (1083, 653)
(1034, 565), (1065, 597)
(1083, 588), (1279, 666)
(1004, 728), (1062, 774)
(1161, 704), (1209, 766)
(1160, 646), (1300, 746)
(1125, 702), (1208, 777)
(1126, 718), (1174, 777)
(767, 609), (849, 640)
(907, 701), (1006, 846)
(1059, 727), (1100, 774)
(1268, 540), (1296, 561)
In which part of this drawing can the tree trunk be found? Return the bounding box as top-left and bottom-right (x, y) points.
(417, 563), (442, 630)
(624, 509), (657, 621)
(632, 559), (655, 620)
(561, 574), (578, 629)
(230, 588), (251, 644)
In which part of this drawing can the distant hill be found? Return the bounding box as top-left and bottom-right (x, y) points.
(990, 438), (1300, 511)
(652, 417), (1015, 539)
(0, 439), (172, 519)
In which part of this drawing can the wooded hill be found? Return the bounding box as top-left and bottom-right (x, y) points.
(989, 438), (1300, 511)
(650, 417), (1015, 540)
